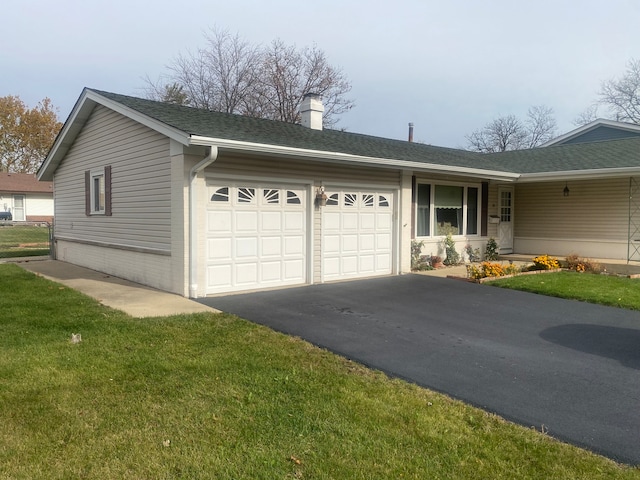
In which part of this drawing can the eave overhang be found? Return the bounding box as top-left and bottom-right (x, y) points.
(188, 135), (520, 182)
(517, 166), (640, 182)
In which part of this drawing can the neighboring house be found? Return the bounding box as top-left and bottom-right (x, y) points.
(0, 172), (54, 223)
(540, 118), (640, 146)
(38, 89), (640, 297)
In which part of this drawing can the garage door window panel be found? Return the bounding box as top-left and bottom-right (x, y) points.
(362, 194), (374, 207)
(211, 187), (230, 202)
(287, 191), (302, 204)
(263, 189), (280, 204)
(344, 193), (357, 207)
(237, 188), (256, 204)
(326, 193), (339, 206)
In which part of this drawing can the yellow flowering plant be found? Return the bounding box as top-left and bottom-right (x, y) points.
(532, 254), (560, 270)
(467, 261), (520, 280)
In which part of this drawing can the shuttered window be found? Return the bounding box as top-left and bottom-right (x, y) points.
(85, 166), (112, 216)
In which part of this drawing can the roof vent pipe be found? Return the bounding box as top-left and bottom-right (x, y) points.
(408, 123), (414, 142)
(300, 93), (324, 130)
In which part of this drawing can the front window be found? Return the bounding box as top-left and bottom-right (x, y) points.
(416, 182), (480, 237)
(416, 184), (430, 236)
(435, 185), (463, 235)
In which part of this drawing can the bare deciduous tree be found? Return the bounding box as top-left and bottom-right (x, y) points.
(144, 28), (354, 128)
(599, 58), (640, 124)
(465, 106), (557, 152)
(256, 39), (354, 126)
(573, 104), (599, 126)
(524, 105), (557, 147)
(466, 115), (526, 153)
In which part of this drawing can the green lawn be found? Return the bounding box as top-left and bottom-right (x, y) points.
(0, 225), (50, 257)
(489, 270), (640, 310)
(1, 264), (638, 479)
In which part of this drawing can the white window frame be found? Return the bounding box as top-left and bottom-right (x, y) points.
(415, 180), (481, 238)
(90, 168), (106, 215)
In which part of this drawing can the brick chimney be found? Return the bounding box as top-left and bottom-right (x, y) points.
(300, 93), (324, 130)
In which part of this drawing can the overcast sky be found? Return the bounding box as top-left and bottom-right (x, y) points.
(4, 0), (640, 148)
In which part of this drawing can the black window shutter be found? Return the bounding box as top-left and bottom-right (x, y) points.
(481, 182), (489, 237)
(411, 176), (417, 238)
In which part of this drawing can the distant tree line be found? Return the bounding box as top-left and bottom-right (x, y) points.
(466, 58), (640, 152)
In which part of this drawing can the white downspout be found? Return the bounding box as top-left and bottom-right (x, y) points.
(189, 145), (218, 298)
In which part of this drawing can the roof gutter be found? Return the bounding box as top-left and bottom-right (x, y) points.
(189, 146), (218, 298)
(518, 166), (640, 182)
(188, 135), (520, 182)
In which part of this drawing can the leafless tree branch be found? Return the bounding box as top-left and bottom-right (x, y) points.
(598, 58), (640, 124)
(143, 28), (354, 128)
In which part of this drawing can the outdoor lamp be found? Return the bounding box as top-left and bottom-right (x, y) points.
(316, 186), (328, 207)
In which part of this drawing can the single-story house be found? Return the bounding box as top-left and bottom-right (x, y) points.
(38, 88), (640, 297)
(0, 172), (54, 223)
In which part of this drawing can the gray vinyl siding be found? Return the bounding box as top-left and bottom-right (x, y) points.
(559, 126), (640, 145)
(514, 178), (629, 241)
(208, 153), (403, 186)
(54, 105), (172, 252)
(487, 184), (500, 239)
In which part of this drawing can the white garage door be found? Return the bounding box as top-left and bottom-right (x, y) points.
(322, 189), (394, 282)
(206, 183), (307, 294)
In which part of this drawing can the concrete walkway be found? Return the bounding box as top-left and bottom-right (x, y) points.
(14, 258), (217, 318)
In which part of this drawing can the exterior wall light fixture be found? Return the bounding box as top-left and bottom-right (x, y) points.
(563, 182), (570, 197)
(315, 186), (327, 207)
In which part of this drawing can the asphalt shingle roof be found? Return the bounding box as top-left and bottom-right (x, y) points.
(485, 137), (640, 174)
(92, 89), (640, 176)
(0, 173), (52, 193)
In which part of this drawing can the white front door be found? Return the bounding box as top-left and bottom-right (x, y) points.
(205, 183), (308, 294)
(498, 187), (514, 254)
(13, 195), (25, 221)
(322, 189), (394, 282)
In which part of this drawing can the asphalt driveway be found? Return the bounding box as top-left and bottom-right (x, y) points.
(198, 274), (640, 464)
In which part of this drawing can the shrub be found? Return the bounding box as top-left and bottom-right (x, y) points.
(443, 233), (460, 265)
(411, 240), (432, 271)
(532, 254), (560, 270)
(503, 263), (523, 276)
(465, 244), (481, 262)
(565, 254), (601, 273)
(485, 238), (499, 260)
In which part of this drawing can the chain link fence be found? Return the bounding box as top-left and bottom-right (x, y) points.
(0, 221), (51, 259)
